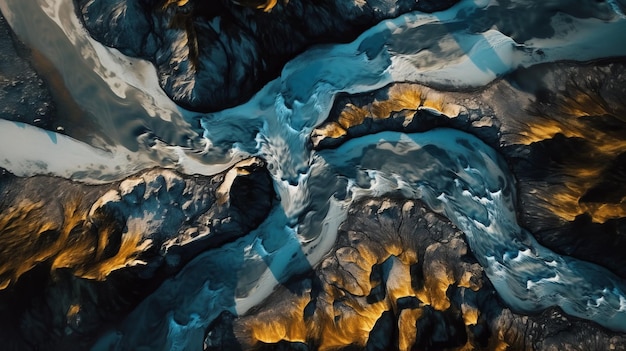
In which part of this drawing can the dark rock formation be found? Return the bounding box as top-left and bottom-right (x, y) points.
(206, 197), (626, 350)
(502, 61), (626, 277)
(313, 59), (626, 279)
(311, 83), (501, 150)
(74, 0), (459, 112)
(2, 1), (625, 349)
(0, 12), (56, 130)
(0, 158), (274, 350)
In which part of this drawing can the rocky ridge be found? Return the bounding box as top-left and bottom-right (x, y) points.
(205, 197), (626, 350)
(312, 60), (626, 279)
(0, 158), (273, 350)
(75, 0), (459, 111)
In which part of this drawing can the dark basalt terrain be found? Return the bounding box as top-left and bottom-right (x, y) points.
(313, 59), (626, 279)
(0, 159), (273, 350)
(206, 197), (626, 351)
(75, 0), (459, 112)
(1, 0), (626, 350)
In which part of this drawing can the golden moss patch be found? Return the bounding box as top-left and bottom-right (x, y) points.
(238, 200), (483, 350)
(312, 83), (462, 145)
(0, 197), (147, 289)
(512, 83), (626, 223)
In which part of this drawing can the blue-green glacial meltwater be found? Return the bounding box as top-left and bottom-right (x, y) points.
(0, 0), (625, 349)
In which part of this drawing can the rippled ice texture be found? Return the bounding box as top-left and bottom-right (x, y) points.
(1, 0), (626, 349)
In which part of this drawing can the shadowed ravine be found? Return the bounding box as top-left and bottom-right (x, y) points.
(0, 0), (625, 349)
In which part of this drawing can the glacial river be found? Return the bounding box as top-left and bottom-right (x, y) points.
(1, 0), (626, 349)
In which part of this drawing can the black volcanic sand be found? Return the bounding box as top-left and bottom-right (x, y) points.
(0, 10), (104, 141)
(0, 12), (56, 130)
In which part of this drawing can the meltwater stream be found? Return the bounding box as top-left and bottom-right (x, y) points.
(94, 126), (626, 349)
(1, 0), (626, 349)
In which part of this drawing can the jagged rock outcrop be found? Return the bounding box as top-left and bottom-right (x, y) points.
(310, 83), (499, 149)
(0, 158), (273, 350)
(312, 59), (626, 279)
(2, 1), (625, 349)
(205, 197), (626, 350)
(74, 0), (459, 112)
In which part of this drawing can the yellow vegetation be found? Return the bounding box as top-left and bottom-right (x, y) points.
(162, 0), (288, 12)
(313, 122), (346, 139)
(512, 87), (626, 223)
(162, 0), (189, 7)
(66, 304), (81, 319)
(493, 329), (511, 351)
(539, 184), (626, 223)
(313, 83), (461, 144)
(247, 295), (309, 344)
(77, 229), (149, 280)
(335, 84), (452, 130)
(461, 303), (479, 326)
(313, 298), (390, 350)
(232, 0), (289, 12)
(0, 200), (55, 289)
(0, 197), (148, 289)
(243, 212), (483, 350)
(559, 90), (612, 118)
(398, 308), (422, 351)
(515, 118), (584, 145)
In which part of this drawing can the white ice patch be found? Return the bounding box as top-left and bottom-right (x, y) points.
(0, 120), (151, 183)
